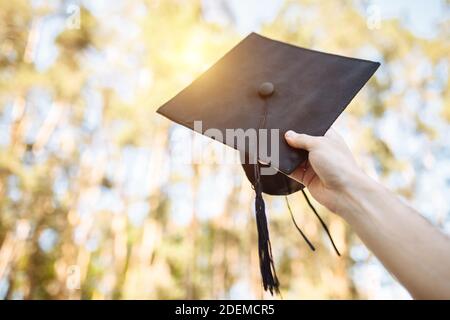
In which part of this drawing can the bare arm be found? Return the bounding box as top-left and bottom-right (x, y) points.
(285, 129), (450, 299)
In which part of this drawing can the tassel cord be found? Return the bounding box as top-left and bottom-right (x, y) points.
(252, 99), (280, 295)
(253, 162), (280, 295)
(301, 189), (341, 256)
(284, 196), (315, 251)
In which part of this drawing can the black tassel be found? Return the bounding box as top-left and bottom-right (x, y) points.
(253, 163), (280, 295)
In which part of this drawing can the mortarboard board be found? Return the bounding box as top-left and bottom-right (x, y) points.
(157, 32), (380, 295)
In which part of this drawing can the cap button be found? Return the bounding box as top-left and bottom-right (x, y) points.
(258, 82), (274, 98)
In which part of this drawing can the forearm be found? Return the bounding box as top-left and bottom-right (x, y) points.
(338, 174), (450, 299)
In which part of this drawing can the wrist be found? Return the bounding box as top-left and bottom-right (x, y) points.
(335, 171), (380, 222)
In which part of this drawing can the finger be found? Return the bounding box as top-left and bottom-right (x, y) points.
(289, 160), (315, 186)
(285, 130), (320, 150)
(290, 166), (308, 184)
(289, 160), (307, 182)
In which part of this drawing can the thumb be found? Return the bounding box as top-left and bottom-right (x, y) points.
(285, 130), (320, 151)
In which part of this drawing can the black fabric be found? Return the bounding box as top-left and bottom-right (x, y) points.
(242, 161), (304, 195)
(157, 32), (380, 187)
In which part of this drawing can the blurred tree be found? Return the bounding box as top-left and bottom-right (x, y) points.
(0, 0), (448, 299)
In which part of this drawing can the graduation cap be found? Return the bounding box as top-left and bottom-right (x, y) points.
(157, 33), (380, 295)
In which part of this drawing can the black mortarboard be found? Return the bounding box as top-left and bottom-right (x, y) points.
(157, 33), (379, 295)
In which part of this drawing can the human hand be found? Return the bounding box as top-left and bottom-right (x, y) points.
(286, 129), (450, 300)
(284, 128), (368, 215)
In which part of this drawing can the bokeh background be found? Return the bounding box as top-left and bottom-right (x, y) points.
(0, 0), (449, 299)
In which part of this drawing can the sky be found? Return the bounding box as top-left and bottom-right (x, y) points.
(202, 0), (447, 39)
